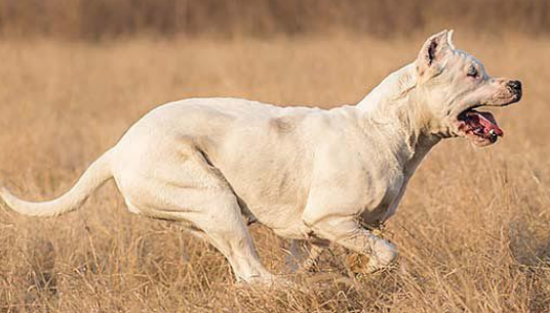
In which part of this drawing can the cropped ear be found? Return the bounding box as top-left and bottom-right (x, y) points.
(416, 30), (455, 77)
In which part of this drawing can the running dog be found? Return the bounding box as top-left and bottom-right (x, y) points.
(0, 30), (522, 284)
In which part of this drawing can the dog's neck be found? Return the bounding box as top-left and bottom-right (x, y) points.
(356, 63), (441, 171)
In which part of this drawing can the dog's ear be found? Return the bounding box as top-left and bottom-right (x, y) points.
(416, 30), (455, 77)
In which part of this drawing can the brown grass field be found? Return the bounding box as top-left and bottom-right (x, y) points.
(1, 33), (550, 312)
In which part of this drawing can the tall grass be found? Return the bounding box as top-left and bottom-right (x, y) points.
(0, 34), (549, 312)
(0, 0), (548, 40)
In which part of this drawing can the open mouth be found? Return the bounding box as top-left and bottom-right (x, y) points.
(457, 108), (503, 146)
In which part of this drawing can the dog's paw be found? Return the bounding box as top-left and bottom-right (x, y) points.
(346, 240), (398, 275)
(345, 252), (371, 275)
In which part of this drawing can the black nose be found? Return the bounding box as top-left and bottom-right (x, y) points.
(507, 80), (522, 98)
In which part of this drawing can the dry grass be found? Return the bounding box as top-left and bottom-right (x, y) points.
(0, 34), (550, 312)
(0, 0), (548, 39)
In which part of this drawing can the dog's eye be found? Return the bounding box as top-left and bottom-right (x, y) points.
(467, 65), (478, 78)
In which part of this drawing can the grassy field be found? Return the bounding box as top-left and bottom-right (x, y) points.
(1, 0), (548, 39)
(0, 34), (550, 312)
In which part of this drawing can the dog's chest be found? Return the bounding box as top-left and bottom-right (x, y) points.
(360, 169), (405, 225)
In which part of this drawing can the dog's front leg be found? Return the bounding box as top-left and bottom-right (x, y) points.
(303, 215), (398, 273)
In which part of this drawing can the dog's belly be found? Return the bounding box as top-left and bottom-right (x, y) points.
(249, 204), (309, 239)
(226, 167), (314, 239)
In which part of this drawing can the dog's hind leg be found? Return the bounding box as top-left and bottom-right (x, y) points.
(115, 143), (274, 284)
(133, 191), (274, 284)
(192, 195), (274, 284)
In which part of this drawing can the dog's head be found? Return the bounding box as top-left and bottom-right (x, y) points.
(415, 30), (522, 146)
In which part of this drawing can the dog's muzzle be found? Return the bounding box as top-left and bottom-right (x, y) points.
(507, 80), (522, 101)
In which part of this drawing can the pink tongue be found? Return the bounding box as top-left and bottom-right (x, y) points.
(477, 112), (504, 137)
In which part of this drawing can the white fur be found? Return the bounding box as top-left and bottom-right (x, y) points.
(0, 30), (521, 284)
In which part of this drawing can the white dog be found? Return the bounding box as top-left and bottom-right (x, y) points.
(0, 30), (522, 284)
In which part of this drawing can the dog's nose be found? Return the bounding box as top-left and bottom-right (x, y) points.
(507, 80), (522, 99)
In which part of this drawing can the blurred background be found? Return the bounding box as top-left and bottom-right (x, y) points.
(0, 0), (548, 40)
(1, 1), (550, 313)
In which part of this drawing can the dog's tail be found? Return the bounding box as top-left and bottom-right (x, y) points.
(0, 149), (115, 217)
